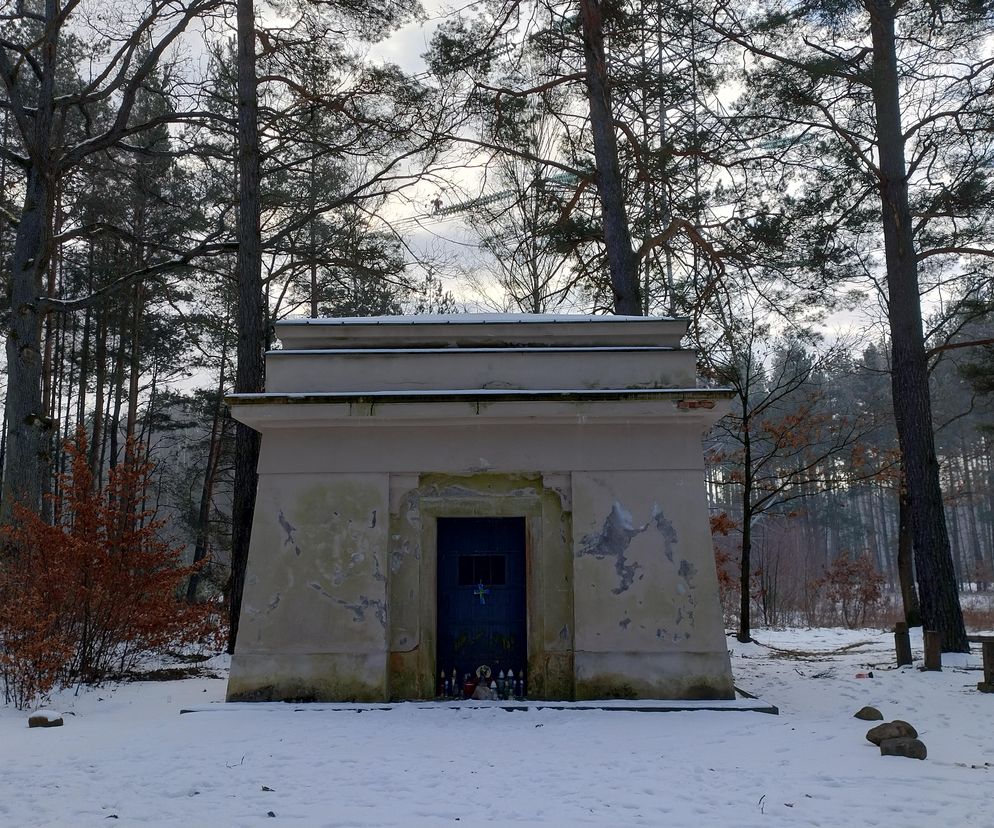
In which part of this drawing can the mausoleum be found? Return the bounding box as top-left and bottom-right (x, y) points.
(226, 314), (734, 702)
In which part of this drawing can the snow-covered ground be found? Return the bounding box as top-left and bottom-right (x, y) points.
(3, 627), (992, 827)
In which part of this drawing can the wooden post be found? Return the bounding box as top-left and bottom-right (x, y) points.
(923, 630), (942, 671)
(894, 621), (913, 667)
(979, 640), (994, 693)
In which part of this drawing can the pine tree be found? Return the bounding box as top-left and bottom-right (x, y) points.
(0, 0), (223, 523)
(709, 0), (994, 650)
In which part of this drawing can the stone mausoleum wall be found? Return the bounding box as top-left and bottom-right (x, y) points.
(226, 315), (735, 702)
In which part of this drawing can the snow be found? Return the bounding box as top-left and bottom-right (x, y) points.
(2, 627), (992, 827)
(278, 314), (672, 325)
(270, 346), (678, 354)
(232, 388), (708, 399)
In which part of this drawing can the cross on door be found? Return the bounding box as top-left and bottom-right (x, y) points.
(474, 583), (490, 605)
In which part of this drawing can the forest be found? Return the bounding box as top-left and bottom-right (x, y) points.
(2, 0), (994, 700)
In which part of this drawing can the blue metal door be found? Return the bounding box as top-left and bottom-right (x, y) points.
(436, 517), (526, 696)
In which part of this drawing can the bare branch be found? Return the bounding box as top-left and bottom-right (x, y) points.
(38, 241), (237, 314)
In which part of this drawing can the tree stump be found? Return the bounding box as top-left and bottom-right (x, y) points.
(894, 621), (913, 667)
(970, 636), (994, 693)
(923, 630), (942, 672)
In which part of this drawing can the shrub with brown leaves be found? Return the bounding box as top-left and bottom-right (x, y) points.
(818, 552), (887, 629)
(0, 432), (222, 708)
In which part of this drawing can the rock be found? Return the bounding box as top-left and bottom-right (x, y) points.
(28, 712), (64, 728)
(880, 737), (927, 760)
(866, 720), (917, 745)
(854, 706), (883, 721)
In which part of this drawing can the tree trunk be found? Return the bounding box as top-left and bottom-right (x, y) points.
(0, 2), (60, 525)
(39, 225), (61, 525)
(2, 167), (57, 524)
(89, 311), (107, 483)
(875, 483), (893, 576)
(737, 414), (753, 643)
(897, 482), (921, 626)
(867, 0), (967, 651)
(946, 486), (964, 589)
(108, 303), (130, 473)
(125, 282), (145, 442)
(986, 435), (994, 580)
(54, 309), (76, 522)
(960, 438), (985, 589)
(738, 506), (753, 643)
(76, 257), (93, 426)
(97, 365), (114, 488)
(578, 0), (642, 315)
(229, 0), (265, 652)
(187, 358), (228, 603)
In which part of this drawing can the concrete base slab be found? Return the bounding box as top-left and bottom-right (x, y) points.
(181, 697), (778, 715)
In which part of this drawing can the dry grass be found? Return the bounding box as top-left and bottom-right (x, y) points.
(120, 666), (222, 683)
(750, 639), (877, 661)
(743, 591), (994, 635)
(963, 604), (994, 632)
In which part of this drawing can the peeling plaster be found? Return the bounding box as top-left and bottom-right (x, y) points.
(338, 595), (387, 628)
(574, 495), (706, 656)
(677, 560), (697, 619)
(308, 582), (387, 628)
(651, 504), (679, 562)
(425, 482), (540, 502)
(578, 502), (688, 596)
(390, 538), (415, 574)
(277, 510), (303, 556)
(577, 502), (644, 594)
(309, 581), (335, 601)
(542, 473), (572, 511)
(371, 552), (386, 583)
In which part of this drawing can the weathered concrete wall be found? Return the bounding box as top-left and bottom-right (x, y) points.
(571, 462), (734, 700)
(227, 473), (390, 701)
(253, 420), (716, 476)
(386, 473), (423, 700)
(227, 314), (735, 702)
(227, 422), (734, 702)
(267, 348), (696, 393)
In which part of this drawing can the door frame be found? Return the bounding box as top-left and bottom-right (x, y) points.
(393, 473), (575, 700)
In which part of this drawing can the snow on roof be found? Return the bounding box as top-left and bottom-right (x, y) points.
(269, 346), (678, 355)
(278, 313), (680, 326)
